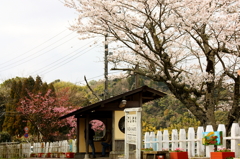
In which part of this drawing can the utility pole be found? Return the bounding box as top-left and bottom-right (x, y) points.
(135, 65), (139, 89)
(104, 34), (109, 99)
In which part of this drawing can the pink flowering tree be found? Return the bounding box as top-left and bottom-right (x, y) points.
(64, 0), (240, 133)
(90, 120), (105, 132)
(17, 89), (77, 141)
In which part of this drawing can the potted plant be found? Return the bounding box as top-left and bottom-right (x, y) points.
(66, 152), (75, 158)
(30, 153), (37, 157)
(38, 153), (45, 158)
(141, 147), (154, 152)
(210, 147), (235, 159)
(170, 148), (188, 159)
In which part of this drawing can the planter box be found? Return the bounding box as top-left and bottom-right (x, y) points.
(210, 152), (235, 159)
(66, 152), (75, 158)
(45, 153), (52, 158)
(38, 153), (45, 158)
(30, 153), (37, 157)
(170, 152), (188, 159)
(142, 151), (169, 159)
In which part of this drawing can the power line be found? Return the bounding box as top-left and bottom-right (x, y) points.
(36, 43), (102, 75)
(0, 29), (68, 66)
(31, 38), (102, 74)
(0, 33), (78, 72)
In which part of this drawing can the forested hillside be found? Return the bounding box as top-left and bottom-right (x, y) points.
(0, 75), (227, 141)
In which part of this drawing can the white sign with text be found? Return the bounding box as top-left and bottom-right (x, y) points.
(124, 107), (142, 159)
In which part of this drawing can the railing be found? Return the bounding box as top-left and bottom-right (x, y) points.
(143, 123), (240, 157)
(0, 139), (76, 158)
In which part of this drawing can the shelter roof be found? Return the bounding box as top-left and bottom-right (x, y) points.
(59, 85), (166, 119)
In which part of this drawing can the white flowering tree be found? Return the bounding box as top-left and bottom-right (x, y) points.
(64, 0), (240, 132)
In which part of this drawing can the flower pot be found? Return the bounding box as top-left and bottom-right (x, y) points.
(157, 155), (165, 159)
(170, 152), (188, 159)
(30, 153), (37, 157)
(66, 152), (75, 158)
(210, 152), (235, 159)
(38, 153), (45, 158)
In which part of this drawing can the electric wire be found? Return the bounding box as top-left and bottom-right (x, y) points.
(0, 33), (78, 72)
(36, 43), (103, 75)
(31, 37), (102, 74)
(0, 29), (68, 67)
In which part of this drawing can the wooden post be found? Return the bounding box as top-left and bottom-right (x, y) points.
(196, 126), (205, 157)
(156, 131), (162, 151)
(179, 129), (186, 151)
(231, 123), (240, 157)
(171, 129), (178, 151)
(163, 130), (169, 150)
(84, 116), (90, 159)
(188, 127), (195, 157)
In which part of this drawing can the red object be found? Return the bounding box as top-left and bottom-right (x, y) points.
(66, 152), (75, 158)
(38, 153), (45, 157)
(30, 153), (36, 157)
(46, 153), (52, 158)
(24, 126), (29, 133)
(157, 155), (165, 159)
(170, 152), (188, 159)
(210, 152), (235, 159)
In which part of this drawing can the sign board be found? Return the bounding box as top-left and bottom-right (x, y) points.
(24, 133), (28, 138)
(24, 126), (29, 133)
(126, 114), (137, 144)
(124, 107), (142, 159)
(202, 131), (223, 145)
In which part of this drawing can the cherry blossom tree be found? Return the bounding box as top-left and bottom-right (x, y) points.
(64, 0), (240, 132)
(17, 90), (77, 141)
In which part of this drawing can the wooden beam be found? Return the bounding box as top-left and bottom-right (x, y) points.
(142, 97), (154, 99)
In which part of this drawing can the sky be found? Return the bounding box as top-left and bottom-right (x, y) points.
(0, 0), (114, 85)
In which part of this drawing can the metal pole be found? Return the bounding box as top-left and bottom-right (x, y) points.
(104, 34), (109, 99)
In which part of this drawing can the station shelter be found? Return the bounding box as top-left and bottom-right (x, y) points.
(60, 85), (166, 158)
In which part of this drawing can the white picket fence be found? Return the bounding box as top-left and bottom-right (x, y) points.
(0, 142), (30, 158)
(32, 139), (77, 153)
(144, 123), (240, 158)
(0, 139), (76, 158)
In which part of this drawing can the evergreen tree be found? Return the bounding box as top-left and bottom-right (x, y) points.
(33, 75), (42, 94)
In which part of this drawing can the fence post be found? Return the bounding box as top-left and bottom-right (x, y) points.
(157, 131), (162, 151)
(196, 126), (205, 157)
(231, 123), (240, 157)
(144, 132), (150, 148)
(150, 132), (156, 150)
(188, 127), (195, 157)
(205, 125), (214, 157)
(163, 130), (169, 150)
(217, 124), (226, 149)
(179, 129), (186, 151)
(171, 129), (178, 151)
(72, 139), (77, 152)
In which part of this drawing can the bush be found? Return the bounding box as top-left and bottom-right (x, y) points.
(0, 131), (11, 142)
